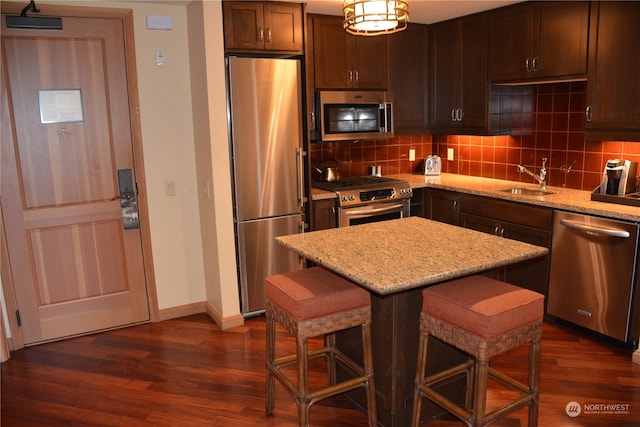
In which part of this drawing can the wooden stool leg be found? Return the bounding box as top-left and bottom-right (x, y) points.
(529, 337), (541, 426)
(465, 355), (475, 411)
(326, 333), (337, 386)
(472, 358), (489, 426)
(411, 330), (429, 427)
(296, 335), (310, 427)
(361, 322), (377, 427)
(266, 313), (276, 416)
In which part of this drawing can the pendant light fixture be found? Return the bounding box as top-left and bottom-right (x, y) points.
(343, 0), (409, 36)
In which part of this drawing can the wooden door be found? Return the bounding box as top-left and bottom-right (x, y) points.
(1, 13), (150, 344)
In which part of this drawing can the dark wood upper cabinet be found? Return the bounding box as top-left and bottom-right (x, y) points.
(429, 14), (489, 134)
(387, 23), (429, 134)
(586, 1), (640, 141)
(489, 1), (590, 82)
(223, 1), (303, 54)
(311, 15), (387, 90)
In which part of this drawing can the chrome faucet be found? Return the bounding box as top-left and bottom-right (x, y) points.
(517, 158), (547, 190)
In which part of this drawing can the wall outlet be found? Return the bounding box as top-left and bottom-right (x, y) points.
(409, 148), (416, 161)
(447, 148), (454, 161)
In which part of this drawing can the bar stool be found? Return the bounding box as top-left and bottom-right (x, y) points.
(412, 275), (544, 427)
(265, 267), (377, 427)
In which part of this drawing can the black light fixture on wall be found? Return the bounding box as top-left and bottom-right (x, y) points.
(5, 0), (63, 30)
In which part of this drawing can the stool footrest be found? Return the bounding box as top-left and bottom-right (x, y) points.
(424, 360), (473, 386)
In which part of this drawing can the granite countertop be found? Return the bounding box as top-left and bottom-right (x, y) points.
(311, 173), (640, 222)
(276, 216), (548, 295)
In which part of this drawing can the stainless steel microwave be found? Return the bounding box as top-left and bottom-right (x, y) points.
(314, 91), (393, 142)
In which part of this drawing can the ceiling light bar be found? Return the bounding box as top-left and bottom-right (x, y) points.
(343, 0), (409, 36)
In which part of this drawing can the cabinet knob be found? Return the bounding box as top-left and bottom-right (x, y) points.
(525, 57), (532, 72)
(265, 28), (272, 43)
(257, 27), (264, 42)
(586, 106), (593, 122)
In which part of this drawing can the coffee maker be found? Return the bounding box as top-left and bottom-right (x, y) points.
(600, 159), (638, 196)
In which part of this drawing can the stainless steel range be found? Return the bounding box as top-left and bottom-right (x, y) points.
(313, 176), (412, 227)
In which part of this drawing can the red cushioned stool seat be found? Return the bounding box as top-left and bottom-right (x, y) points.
(265, 267), (377, 427)
(412, 275), (544, 427)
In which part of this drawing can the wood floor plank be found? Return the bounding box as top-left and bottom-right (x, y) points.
(2, 314), (639, 426)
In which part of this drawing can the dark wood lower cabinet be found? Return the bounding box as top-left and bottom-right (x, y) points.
(421, 189), (553, 303)
(311, 198), (337, 230)
(458, 194), (553, 300)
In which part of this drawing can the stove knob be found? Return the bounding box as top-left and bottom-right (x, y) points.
(349, 195), (356, 201)
(341, 196), (347, 202)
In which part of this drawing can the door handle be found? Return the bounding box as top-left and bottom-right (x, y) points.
(116, 169), (139, 229)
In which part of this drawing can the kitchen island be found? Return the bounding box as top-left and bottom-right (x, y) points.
(276, 217), (548, 427)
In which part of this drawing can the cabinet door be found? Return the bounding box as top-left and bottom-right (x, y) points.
(426, 189), (459, 225)
(502, 221), (552, 298)
(459, 212), (499, 235)
(311, 199), (337, 230)
(459, 14), (488, 130)
(312, 15), (387, 89)
(489, 3), (534, 81)
(430, 15), (488, 133)
(489, 1), (589, 82)
(313, 15), (350, 89)
(429, 19), (461, 127)
(264, 3), (303, 52)
(536, 1), (589, 78)
(223, 2), (265, 50)
(586, 1), (640, 140)
(387, 24), (429, 134)
(350, 35), (388, 89)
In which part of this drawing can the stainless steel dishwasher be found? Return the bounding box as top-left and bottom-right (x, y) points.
(547, 211), (639, 343)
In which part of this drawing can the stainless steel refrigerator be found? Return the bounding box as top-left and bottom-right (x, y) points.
(227, 56), (306, 316)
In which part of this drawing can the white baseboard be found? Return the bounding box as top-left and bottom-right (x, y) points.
(205, 302), (245, 330)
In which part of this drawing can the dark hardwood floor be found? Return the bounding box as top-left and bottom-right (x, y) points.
(2, 314), (639, 426)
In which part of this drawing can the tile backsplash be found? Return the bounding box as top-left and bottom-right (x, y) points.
(434, 81), (640, 191)
(309, 81), (640, 190)
(309, 134), (433, 180)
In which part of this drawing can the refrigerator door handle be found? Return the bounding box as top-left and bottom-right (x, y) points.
(296, 147), (307, 207)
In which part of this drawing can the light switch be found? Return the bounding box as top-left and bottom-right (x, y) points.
(447, 148), (454, 161)
(155, 51), (166, 67)
(165, 180), (176, 197)
(409, 149), (416, 162)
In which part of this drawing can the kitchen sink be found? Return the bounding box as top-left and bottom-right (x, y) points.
(500, 187), (556, 196)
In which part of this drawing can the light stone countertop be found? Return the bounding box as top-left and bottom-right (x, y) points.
(311, 173), (640, 222)
(276, 216), (548, 295)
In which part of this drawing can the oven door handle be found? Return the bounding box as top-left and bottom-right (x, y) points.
(345, 203), (406, 217)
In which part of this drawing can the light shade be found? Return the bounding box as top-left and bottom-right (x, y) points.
(343, 0), (409, 36)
